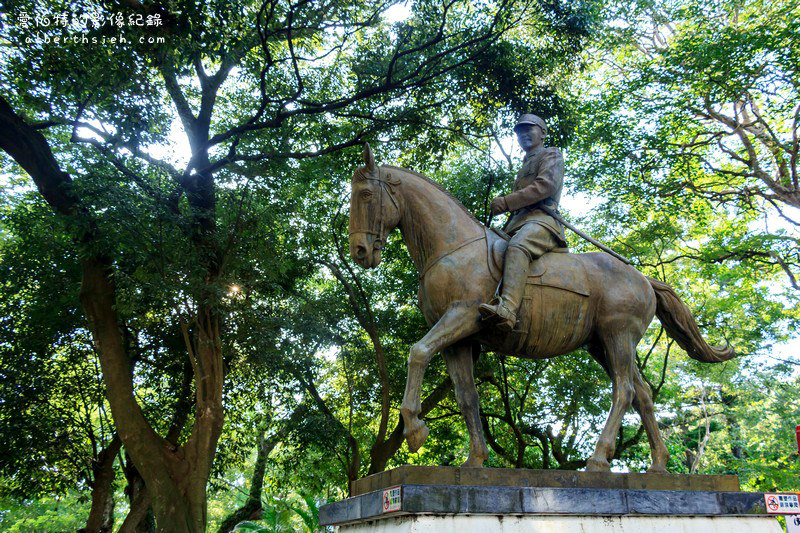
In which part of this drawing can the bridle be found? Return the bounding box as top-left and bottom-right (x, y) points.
(349, 168), (400, 251)
(349, 167), (487, 279)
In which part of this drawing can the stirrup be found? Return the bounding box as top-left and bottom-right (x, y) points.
(478, 302), (499, 320)
(478, 302), (517, 331)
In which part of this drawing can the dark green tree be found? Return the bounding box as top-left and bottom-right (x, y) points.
(0, 0), (597, 529)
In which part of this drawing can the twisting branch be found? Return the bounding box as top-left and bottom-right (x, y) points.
(318, 248), (391, 450)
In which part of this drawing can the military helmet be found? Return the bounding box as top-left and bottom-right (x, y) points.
(514, 113), (547, 135)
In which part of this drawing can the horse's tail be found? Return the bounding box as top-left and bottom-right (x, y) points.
(647, 277), (735, 363)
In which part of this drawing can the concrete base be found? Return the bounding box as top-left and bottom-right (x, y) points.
(339, 515), (781, 532)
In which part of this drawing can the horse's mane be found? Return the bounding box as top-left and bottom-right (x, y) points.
(382, 165), (483, 227)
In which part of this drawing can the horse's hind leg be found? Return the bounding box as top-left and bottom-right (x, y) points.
(444, 342), (489, 467)
(632, 368), (670, 473)
(587, 343), (670, 473)
(587, 330), (637, 472)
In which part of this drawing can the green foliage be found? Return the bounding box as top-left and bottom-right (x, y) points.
(223, 494), (319, 533)
(0, 493), (87, 533)
(557, 0), (800, 480)
(0, 192), (112, 499)
(569, 0), (800, 292)
(0, 0), (798, 528)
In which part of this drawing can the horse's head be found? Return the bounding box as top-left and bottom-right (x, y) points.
(349, 144), (402, 268)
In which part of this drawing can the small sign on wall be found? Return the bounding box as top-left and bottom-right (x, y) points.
(786, 515), (800, 533)
(796, 425), (799, 455)
(764, 493), (800, 514)
(382, 485), (401, 513)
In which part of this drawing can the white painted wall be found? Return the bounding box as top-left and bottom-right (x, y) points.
(339, 514), (782, 533)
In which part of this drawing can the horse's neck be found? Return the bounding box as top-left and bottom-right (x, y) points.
(393, 168), (484, 273)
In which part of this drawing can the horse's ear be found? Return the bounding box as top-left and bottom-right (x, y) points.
(363, 143), (377, 173)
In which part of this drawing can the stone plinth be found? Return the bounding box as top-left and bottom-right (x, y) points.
(320, 467), (783, 532)
(350, 465), (740, 496)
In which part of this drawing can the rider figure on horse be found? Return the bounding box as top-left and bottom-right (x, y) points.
(479, 113), (567, 331)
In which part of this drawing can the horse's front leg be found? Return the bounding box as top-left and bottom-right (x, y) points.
(400, 304), (482, 453)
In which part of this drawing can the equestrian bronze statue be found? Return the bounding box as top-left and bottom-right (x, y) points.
(348, 120), (734, 473)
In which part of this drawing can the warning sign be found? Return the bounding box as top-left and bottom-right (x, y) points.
(764, 493), (800, 514)
(787, 515), (800, 533)
(382, 486), (401, 513)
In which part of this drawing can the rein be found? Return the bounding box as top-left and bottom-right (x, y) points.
(419, 233), (485, 280)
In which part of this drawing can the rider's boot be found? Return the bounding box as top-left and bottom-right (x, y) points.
(478, 246), (530, 332)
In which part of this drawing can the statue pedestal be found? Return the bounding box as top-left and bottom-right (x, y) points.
(319, 466), (782, 532)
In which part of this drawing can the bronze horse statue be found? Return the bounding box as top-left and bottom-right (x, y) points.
(348, 144), (734, 472)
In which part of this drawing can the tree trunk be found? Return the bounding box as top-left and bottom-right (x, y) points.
(120, 491), (155, 533)
(217, 430), (267, 533)
(217, 406), (306, 533)
(81, 435), (122, 533)
(0, 95), (225, 533)
(81, 258), (222, 533)
(122, 360), (193, 531)
(121, 457), (155, 533)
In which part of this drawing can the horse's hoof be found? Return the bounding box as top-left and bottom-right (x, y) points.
(405, 421), (429, 453)
(647, 464), (668, 474)
(586, 457), (611, 472)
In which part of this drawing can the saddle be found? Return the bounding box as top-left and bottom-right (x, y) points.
(487, 230), (590, 297)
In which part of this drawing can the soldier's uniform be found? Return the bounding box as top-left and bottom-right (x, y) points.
(505, 145), (567, 255)
(479, 115), (566, 331)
